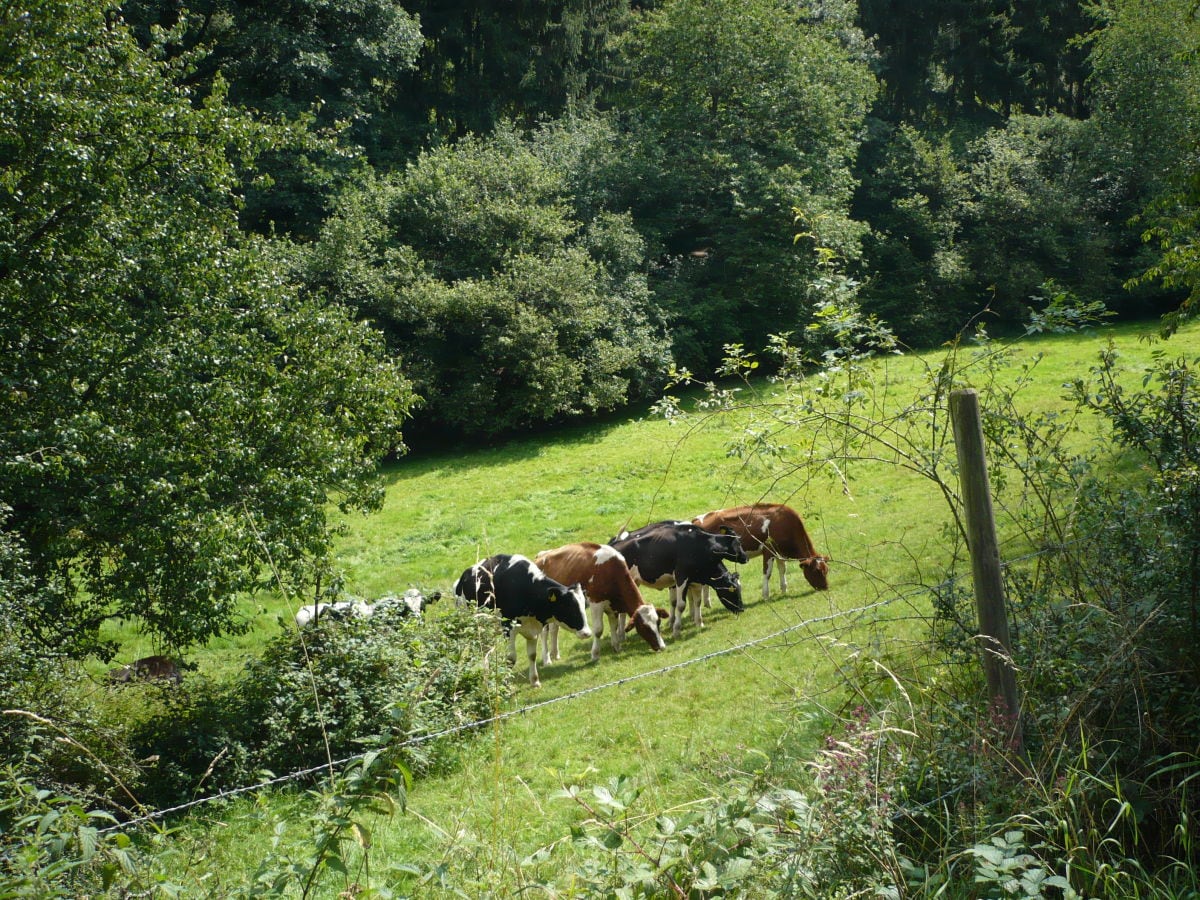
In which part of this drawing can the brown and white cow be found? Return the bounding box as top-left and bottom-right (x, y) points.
(693, 503), (829, 601)
(536, 542), (667, 663)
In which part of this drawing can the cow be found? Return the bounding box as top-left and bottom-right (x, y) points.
(106, 655), (183, 685)
(453, 554), (591, 687)
(693, 503), (829, 601)
(609, 521), (748, 638)
(295, 598), (372, 627)
(373, 588), (440, 617)
(535, 541), (667, 663)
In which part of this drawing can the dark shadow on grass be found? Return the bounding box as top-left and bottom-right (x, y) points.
(380, 383), (713, 488)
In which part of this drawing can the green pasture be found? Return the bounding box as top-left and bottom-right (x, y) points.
(154, 320), (1200, 895)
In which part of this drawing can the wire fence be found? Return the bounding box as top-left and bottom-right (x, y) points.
(96, 541), (1078, 836)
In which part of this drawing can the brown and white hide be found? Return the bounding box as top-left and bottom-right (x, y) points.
(536, 542), (666, 663)
(693, 503), (829, 601)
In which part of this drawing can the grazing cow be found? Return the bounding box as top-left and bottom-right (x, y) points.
(453, 554), (591, 687)
(107, 655), (183, 685)
(295, 598), (372, 627)
(693, 503), (829, 601)
(609, 521), (748, 638)
(535, 542), (667, 663)
(373, 588), (441, 617)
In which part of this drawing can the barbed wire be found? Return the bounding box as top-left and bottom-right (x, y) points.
(97, 540), (1081, 836)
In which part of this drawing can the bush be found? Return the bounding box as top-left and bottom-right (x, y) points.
(130, 604), (510, 809)
(908, 347), (1200, 888)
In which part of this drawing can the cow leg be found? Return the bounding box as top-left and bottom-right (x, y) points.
(507, 629), (518, 666)
(688, 583), (704, 629)
(670, 586), (686, 639)
(605, 609), (625, 655)
(763, 556), (773, 602)
(524, 632), (541, 687)
(778, 558), (788, 594)
(700, 586), (712, 609)
(540, 623), (558, 666)
(588, 603), (605, 662)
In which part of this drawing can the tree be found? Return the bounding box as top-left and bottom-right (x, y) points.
(0, 0), (415, 658)
(856, 0), (1090, 121)
(1083, 0), (1200, 330)
(120, 0), (423, 237)
(297, 118), (671, 438)
(615, 0), (877, 371)
(381, 0), (633, 159)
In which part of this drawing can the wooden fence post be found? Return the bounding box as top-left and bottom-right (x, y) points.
(950, 388), (1024, 756)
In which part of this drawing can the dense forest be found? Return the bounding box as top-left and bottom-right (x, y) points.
(5, 0), (1200, 893)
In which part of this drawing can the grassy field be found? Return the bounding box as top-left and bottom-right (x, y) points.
(153, 319), (1200, 895)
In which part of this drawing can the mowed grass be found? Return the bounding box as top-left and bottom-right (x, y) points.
(158, 320), (1200, 895)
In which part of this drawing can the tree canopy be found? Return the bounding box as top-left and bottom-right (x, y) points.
(0, 0), (414, 656)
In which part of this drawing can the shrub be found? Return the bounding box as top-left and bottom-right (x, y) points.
(130, 604), (510, 809)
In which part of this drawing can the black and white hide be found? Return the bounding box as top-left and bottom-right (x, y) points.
(609, 520), (748, 638)
(453, 553), (591, 687)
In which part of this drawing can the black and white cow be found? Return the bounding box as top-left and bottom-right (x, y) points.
(609, 521), (749, 638)
(453, 554), (591, 687)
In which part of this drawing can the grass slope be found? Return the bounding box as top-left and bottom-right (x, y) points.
(163, 321), (1200, 895)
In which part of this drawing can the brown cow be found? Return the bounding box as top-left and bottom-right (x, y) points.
(693, 503), (829, 601)
(535, 542), (667, 662)
(106, 655), (183, 685)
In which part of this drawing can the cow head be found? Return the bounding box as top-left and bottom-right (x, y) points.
(709, 568), (744, 613)
(705, 530), (749, 565)
(801, 555), (830, 591)
(624, 604), (667, 652)
(454, 564), (495, 608)
(548, 582), (592, 638)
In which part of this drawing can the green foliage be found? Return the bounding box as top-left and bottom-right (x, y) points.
(0, 768), (143, 897)
(531, 709), (908, 898)
(960, 115), (1119, 318)
(854, 124), (976, 343)
(0, 0), (415, 658)
(299, 119), (672, 438)
(383, 0), (633, 157)
(234, 749), (415, 899)
(1078, 0), (1200, 329)
(617, 0), (877, 371)
(129, 604), (510, 809)
(1111, 0), (1200, 333)
(857, 0), (1091, 121)
(120, 0), (423, 236)
(967, 830), (1074, 899)
(856, 115), (1125, 343)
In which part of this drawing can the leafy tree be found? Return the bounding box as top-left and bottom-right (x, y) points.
(1086, 0), (1200, 328)
(297, 118), (671, 438)
(853, 124), (976, 342)
(0, 0), (414, 658)
(120, 0), (423, 237)
(856, 114), (1125, 341)
(615, 0), (876, 371)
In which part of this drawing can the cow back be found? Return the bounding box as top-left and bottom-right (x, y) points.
(461, 553), (589, 632)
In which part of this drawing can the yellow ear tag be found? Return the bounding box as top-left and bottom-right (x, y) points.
(547, 591), (557, 602)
